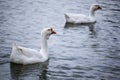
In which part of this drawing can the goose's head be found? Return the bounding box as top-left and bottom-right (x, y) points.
(91, 4), (102, 11)
(41, 27), (56, 39)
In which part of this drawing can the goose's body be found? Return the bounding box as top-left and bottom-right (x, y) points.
(65, 13), (96, 24)
(10, 28), (56, 64)
(64, 4), (102, 24)
(10, 45), (43, 64)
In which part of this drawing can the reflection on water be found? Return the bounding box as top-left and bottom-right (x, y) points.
(10, 60), (49, 80)
(65, 23), (96, 35)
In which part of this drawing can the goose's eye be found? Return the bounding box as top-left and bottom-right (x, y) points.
(94, 5), (98, 7)
(48, 29), (51, 31)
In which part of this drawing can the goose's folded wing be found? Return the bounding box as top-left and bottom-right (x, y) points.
(65, 13), (91, 23)
(17, 46), (42, 58)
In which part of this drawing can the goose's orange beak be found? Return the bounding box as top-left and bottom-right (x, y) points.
(50, 28), (56, 34)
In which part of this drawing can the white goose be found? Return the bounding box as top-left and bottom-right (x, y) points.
(10, 27), (56, 64)
(64, 4), (102, 24)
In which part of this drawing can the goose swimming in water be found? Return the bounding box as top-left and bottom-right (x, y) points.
(64, 4), (102, 24)
(10, 27), (56, 65)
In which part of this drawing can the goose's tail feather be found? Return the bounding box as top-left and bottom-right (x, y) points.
(64, 13), (69, 18)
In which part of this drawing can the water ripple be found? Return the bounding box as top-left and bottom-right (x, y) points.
(0, 0), (120, 80)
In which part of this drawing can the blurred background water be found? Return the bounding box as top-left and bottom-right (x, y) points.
(0, 0), (120, 80)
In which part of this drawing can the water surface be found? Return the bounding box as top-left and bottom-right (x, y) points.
(0, 0), (120, 80)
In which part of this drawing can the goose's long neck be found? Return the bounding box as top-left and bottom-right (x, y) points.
(40, 33), (48, 60)
(41, 34), (48, 52)
(89, 8), (95, 18)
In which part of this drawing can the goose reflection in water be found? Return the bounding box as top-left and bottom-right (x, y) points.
(10, 60), (49, 80)
(64, 23), (96, 35)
